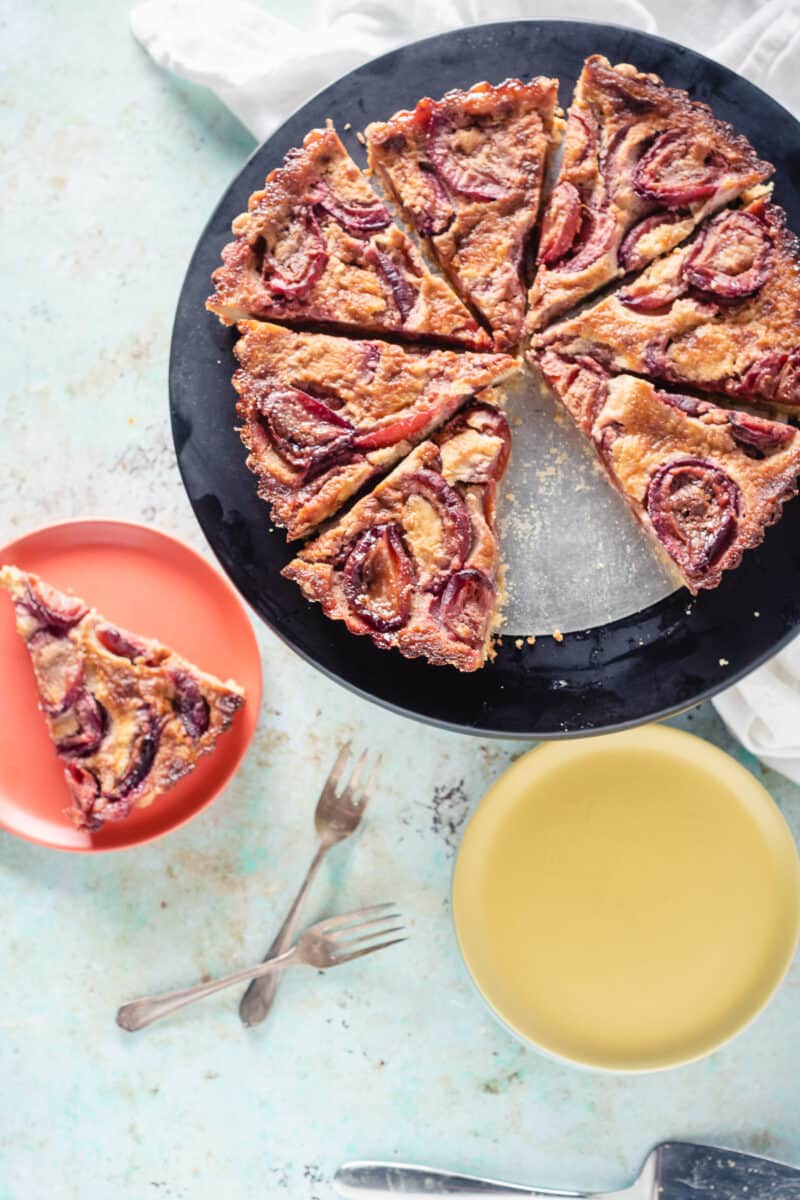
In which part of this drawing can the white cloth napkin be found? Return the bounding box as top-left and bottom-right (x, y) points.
(130, 0), (800, 779)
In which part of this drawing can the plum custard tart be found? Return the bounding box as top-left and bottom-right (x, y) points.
(208, 123), (489, 349)
(535, 196), (800, 411)
(526, 55), (772, 331)
(1, 567), (245, 831)
(282, 399), (510, 670)
(234, 321), (517, 540)
(366, 77), (562, 351)
(534, 351), (800, 592)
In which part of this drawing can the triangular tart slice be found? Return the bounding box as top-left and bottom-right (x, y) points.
(533, 350), (800, 593)
(282, 399), (510, 671)
(0, 567), (245, 831)
(535, 197), (800, 411)
(208, 123), (489, 349)
(234, 321), (517, 540)
(526, 55), (772, 330)
(366, 77), (562, 351)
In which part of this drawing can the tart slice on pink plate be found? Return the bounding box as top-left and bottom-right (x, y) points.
(233, 320), (517, 540)
(208, 122), (489, 350)
(282, 399), (511, 670)
(533, 350), (800, 593)
(526, 54), (772, 331)
(535, 196), (800, 411)
(366, 77), (562, 351)
(0, 566), (245, 831)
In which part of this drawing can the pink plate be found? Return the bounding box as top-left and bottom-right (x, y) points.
(0, 520), (262, 852)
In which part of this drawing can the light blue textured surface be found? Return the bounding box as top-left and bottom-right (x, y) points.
(1, 4), (799, 1197)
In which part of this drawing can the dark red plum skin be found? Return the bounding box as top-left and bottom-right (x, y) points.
(646, 457), (741, 578)
(343, 524), (414, 632)
(172, 670), (210, 738)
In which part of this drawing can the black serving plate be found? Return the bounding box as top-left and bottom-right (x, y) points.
(169, 19), (800, 738)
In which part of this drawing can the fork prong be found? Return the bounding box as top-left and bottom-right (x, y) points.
(343, 747), (369, 797)
(328, 913), (403, 940)
(318, 902), (396, 933)
(333, 937), (407, 965)
(367, 753), (383, 791)
(320, 741), (352, 799)
(337, 925), (405, 950)
(350, 752), (381, 813)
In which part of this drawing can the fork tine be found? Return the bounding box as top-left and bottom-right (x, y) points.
(336, 925), (405, 949)
(344, 747), (369, 796)
(352, 752), (382, 812)
(318, 902), (396, 933)
(328, 913), (403, 939)
(369, 753), (383, 787)
(333, 937), (407, 965)
(322, 741), (352, 795)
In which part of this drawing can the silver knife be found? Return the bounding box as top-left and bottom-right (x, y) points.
(334, 1142), (800, 1198)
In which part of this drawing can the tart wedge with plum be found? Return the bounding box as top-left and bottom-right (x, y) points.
(366, 78), (562, 351)
(234, 321), (517, 540)
(208, 123), (489, 349)
(534, 350), (800, 592)
(535, 197), (800, 411)
(282, 400), (510, 670)
(526, 55), (772, 331)
(0, 567), (245, 831)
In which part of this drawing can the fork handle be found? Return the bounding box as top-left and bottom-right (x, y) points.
(334, 1163), (588, 1197)
(116, 946), (298, 1033)
(239, 840), (329, 1027)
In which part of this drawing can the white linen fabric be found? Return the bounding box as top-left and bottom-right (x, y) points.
(129, 0), (800, 779)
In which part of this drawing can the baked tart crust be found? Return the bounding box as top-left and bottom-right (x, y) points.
(534, 350), (800, 593)
(526, 55), (773, 331)
(208, 123), (490, 350)
(1, 567), (245, 830)
(233, 321), (517, 540)
(282, 400), (510, 670)
(367, 78), (562, 351)
(536, 197), (800, 411)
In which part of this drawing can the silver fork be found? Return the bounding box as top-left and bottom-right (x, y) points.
(116, 904), (405, 1033)
(239, 741), (379, 1027)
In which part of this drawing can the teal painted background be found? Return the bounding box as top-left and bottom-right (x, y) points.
(1, 4), (799, 1197)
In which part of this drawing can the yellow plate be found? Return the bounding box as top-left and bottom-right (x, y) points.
(452, 725), (800, 1072)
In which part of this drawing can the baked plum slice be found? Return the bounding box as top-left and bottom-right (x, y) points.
(646, 457), (741, 579)
(412, 167), (454, 236)
(255, 385), (355, 475)
(343, 524), (414, 633)
(115, 710), (161, 800)
(727, 412), (795, 456)
(309, 180), (391, 235)
(422, 101), (509, 202)
(537, 183), (582, 266)
(283, 402), (508, 670)
(434, 569), (495, 648)
(20, 581), (87, 633)
(682, 210), (771, 299)
(619, 211), (684, 273)
(364, 245), (418, 321)
(551, 204), (615, 274)
(259, 209), (328, 299)
(633, 130), (728, 207)
(55, 689), (107, 758)
(172, 671), (211, 739)
(380, 469), (472, 592)
(441, 403), (512, 483)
